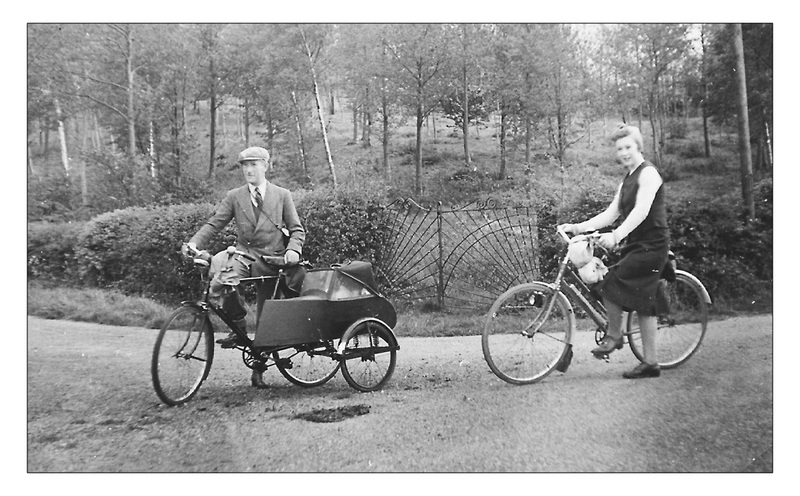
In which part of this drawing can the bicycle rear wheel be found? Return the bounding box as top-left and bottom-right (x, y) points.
(273, 344), (340, 387)
(628, 272), (708, 369)
(482, 282), (574, 385)
(152, 306), (214, 406)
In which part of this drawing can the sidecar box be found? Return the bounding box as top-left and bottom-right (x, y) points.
(253, 262), (396, 348)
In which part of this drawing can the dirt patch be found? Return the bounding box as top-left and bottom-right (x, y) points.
(293, 404), (371, 423)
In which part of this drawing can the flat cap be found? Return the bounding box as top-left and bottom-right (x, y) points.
(238, 146), (270, 163)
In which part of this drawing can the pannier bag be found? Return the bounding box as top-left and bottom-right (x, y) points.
(567, 236), (608, 285)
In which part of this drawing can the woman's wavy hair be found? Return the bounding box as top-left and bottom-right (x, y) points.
(609, 124), (644, 152)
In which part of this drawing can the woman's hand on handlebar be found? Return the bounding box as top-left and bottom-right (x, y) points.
(558, 223), (581, 236)
(596, 232), (618, 251)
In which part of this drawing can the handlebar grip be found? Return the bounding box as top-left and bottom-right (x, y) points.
(260, 255), (300, 268)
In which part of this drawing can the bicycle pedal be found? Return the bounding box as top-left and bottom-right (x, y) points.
(592, 352), (611, 363)
(276, 358), (293, 369)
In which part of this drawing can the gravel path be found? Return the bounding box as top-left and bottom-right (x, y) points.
(27, 314), (773, 473)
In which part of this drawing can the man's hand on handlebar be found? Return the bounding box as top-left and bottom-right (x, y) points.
(284, 249), (300, 265)
(181, 241), (198, 257)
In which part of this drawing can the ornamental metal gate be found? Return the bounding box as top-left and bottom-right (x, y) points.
(376, 198), (542, 312)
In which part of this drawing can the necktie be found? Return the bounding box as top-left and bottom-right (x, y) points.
(253, 188), (263, 221)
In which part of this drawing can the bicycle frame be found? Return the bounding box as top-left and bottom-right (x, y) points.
(184, 260), (286, 350)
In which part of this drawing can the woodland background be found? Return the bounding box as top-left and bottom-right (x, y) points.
(26, 23), (773, 325)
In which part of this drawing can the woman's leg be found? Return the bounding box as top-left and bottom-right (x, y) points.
(604, 298), (624, 340)
(592, 297), (625, 355)
(638, 314), (659, 365)
(623, 313), (661, 378)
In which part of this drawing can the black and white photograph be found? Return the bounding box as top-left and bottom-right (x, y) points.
(22, 3), (786, 486)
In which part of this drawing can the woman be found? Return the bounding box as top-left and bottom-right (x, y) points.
(560, 124), (669, 379)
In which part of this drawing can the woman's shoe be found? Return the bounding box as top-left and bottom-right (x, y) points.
(623, 362), (661, 379)
(591, 335), (624, 356)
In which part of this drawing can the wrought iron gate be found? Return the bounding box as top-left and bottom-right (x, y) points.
(377, 198), (542, 312)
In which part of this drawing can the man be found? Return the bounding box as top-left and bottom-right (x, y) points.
(183, 146), (305, 389)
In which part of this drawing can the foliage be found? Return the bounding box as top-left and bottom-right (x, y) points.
(297, 187), (392, 268)
(27, 221), (86, 283)
(667, 178), (772, 309)
(71, 203), (233, 304)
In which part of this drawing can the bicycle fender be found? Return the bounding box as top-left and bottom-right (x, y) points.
(541, 282), (575, 316)
(675, 269), (712, 305)
(336, 317), (398, 355)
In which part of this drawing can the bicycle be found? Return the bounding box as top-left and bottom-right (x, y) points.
(481, 227), (711, 385)
(151, 245), (399, 406)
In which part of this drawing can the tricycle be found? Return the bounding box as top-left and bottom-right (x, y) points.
(151, 246), (399, 406)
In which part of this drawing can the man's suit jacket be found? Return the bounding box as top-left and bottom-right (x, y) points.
(190, 181), (305, 258)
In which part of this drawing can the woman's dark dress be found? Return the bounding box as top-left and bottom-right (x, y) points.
(597, 161), (669, 316)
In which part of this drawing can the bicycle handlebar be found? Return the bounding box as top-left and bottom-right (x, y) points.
(556, 226), (602, 244)
(183, 244), (304, 268)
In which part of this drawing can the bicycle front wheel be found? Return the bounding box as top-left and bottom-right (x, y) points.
(628, 272), (708, 369)
(152, 306), (214, 406)
(482, 282), (574, 385)
(273, 344), (340, 387)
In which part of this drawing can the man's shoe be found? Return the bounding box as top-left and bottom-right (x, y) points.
(216, 332), (246, 349)
(591, 335), (624, 356)
(251, 370), (268, 389)
(623, 362), (661, 379)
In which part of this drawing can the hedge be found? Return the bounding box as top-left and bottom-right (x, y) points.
(27, 180), (772, 311)
(28, 189), (391, 305)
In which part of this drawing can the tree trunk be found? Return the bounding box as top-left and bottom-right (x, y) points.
(265, 99), (275, 161)
(382, 87), (390, 179)
(243, 97), (250, 147)
(149, 120), (156, 178)
(763, 112), (772, 169)
(28, 145), (37, 179)
(499, 103), (507, 179)
(352, 103), (358, 143)
(525, 117), (532, 165)
(361, 85), (371, 147)
(300, 27), (337, 188)
(462, 62), (470, 166)
(461, 25), (471, 167)
(125, 26), (136, 158)
(415, 102), (423, 196)
(92, 112), (102, 150)
(290, 90), (308, 176)
(733, 23), (755, 223)
(208, 90), (217, 178)
(54, 97), (70, 176)
(78, 114), (89, 206)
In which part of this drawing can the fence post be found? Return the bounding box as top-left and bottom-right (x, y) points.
(436, 201), (444, 309)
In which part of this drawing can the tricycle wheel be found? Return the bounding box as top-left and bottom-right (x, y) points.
(272, 344), (340, 387)
(339, 319), (397, 392)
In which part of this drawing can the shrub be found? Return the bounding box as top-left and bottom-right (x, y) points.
(73, 203), (236, 304)
(28, 221), (86, 283)
(666, 178), (772, 307)
(297, 188), (392, 268)
(60, 187), (393, 303)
